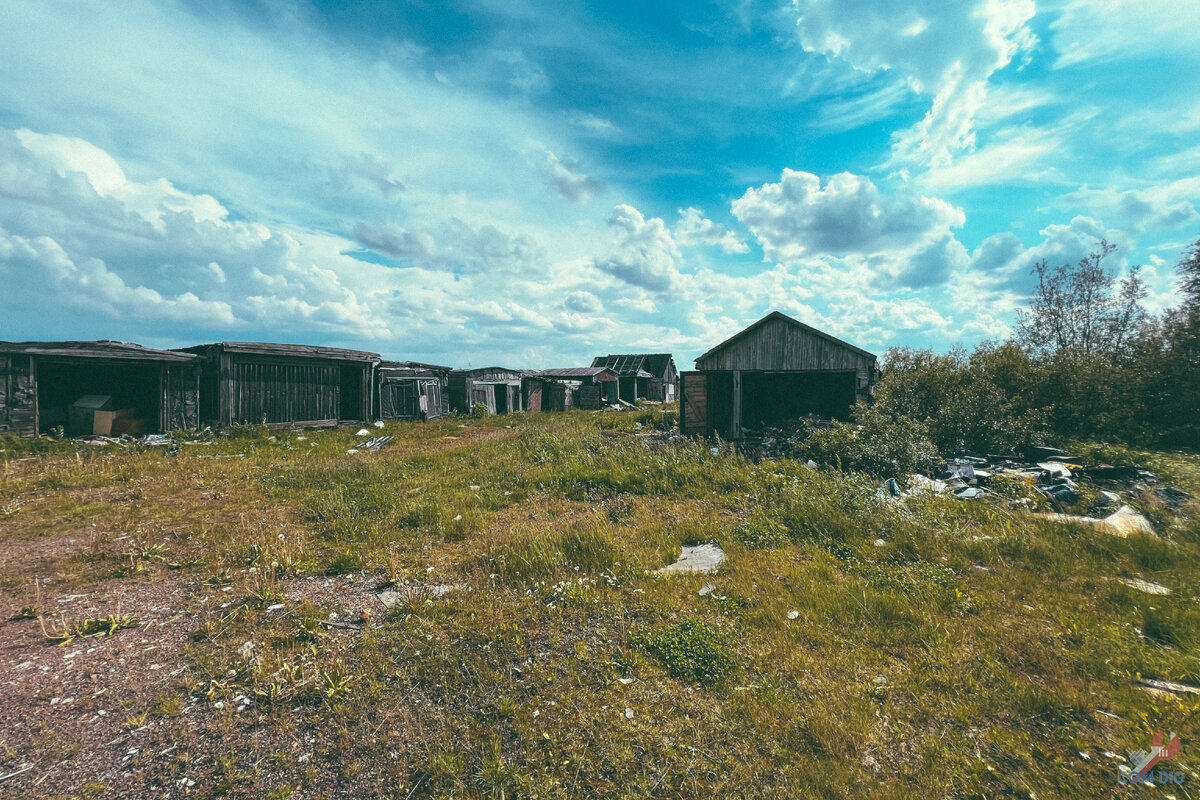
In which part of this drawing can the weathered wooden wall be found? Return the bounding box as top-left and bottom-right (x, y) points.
(0, 355), (37, 436)
(160, 364), (200, 432)
(380, 377), (448, 420)
(450, 369), (523, 415)
(695, 315), (873, 376)
(578, 385), (601, 410)
(679, 372), (706, 436)
(224, 357), (341, 425)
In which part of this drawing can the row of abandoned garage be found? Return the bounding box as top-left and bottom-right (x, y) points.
(0, 311), (877, 441)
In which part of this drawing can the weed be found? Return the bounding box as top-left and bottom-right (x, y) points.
(632, 618), (736, 686)
(42, 612), (140, 646)
(318, 661), (356, 704)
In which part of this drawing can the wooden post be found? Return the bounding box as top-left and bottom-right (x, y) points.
(731, 369), (741, 440)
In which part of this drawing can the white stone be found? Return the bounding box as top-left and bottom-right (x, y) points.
(655, 543), (725, 574)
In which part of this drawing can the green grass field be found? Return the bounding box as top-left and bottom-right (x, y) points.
(0, 409), (1197, 799)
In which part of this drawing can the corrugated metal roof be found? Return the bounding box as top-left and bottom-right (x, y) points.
(591, 354), (657, 376)
(0, 340), (199, 362)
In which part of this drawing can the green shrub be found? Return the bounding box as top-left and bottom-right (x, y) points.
(795, 403), (938, 478)
(874, 344), (1045, 453)
(632, 618), (736, 685)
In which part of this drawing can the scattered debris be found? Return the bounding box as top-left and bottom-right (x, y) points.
(1136, 677), (1200, 697)
(1154, 486), (1193, 508)
(355, 428), (371, 436)
(1102, 505), (1155, 536)
(655, 543), (725, 574)
(138, 434), (173, 446)
(787, 610), (799, 620)
(1118, 577), (1170, 595)
(376, 583), (463, 608)
(1037, 505), (1154, 536)
(352, 436), (394, 452)
(698, 583), (716, 597)
(906, 474), (948, 495)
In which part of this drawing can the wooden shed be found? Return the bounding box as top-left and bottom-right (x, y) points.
(377, 361), (451, 421)
(0, 341), (200, 437)
(179, 342), (379, 427)
(590, 354), (677, 403)
(534, 367), (619, 411)
(448, 367), (525, 415)
(680, 311), (877, 439)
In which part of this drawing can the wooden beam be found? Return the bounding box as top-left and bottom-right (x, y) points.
(731, 369), (741, 440)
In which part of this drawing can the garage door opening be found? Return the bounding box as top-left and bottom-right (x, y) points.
(740, 371), (857, 428)
(36, 360), (162, 435)
(339, 365), (364, 421)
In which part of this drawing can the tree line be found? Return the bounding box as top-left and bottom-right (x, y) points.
(871, 236), (1200, 454)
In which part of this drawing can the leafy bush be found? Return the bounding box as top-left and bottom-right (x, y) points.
(633, 618), (736, 685)
(471, 402), (489, 417)
(874, 345), (1045, 454)
(795, 403), (937, 478)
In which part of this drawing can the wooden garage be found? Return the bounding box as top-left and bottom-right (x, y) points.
(448, 367), (525, 415)
(533, 367), (619, 411)
(0, 341), (200, 437)
(680, 311), (877, 439)
(179, 342), (379, 427)
(589, 354), (677, 403)
(377, 360), (451, 421)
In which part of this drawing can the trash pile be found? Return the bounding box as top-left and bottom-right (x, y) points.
(348, 435), (393, 454)
(892, 444), (1192, 535)
(739, 416), (832, 459)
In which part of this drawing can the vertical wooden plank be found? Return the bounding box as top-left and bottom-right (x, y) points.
(731, 369), (741, 440)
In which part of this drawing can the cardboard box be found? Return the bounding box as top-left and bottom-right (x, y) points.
(67, 395), (112, 435)
(93, 408), (135, 436)
(110, 417), (145, 436)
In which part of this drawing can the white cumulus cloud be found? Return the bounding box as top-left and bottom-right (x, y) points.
(594, 204), (682, 293)
(793, 0), (1037, 168)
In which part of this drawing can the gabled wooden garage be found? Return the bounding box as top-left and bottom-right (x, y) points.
(680, 311), (877, 439)
(590, 353), (677, 403)
(179, 342), (379, 427)
(0, 341), (200, 437)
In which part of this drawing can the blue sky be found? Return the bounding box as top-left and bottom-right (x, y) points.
(1, 0), (1197, 368)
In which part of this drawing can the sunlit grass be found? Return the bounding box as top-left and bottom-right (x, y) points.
(2, 408), (1199, 797)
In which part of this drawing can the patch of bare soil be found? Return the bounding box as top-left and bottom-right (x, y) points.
(0, 576), (197, 798)
(0, 529), (98, 584)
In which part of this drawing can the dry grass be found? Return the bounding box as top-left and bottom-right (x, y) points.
(0, 410), (1198, 798)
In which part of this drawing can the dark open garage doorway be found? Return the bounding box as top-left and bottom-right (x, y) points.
(36, 359), (163, 435)
(740, 371), (857, 427)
